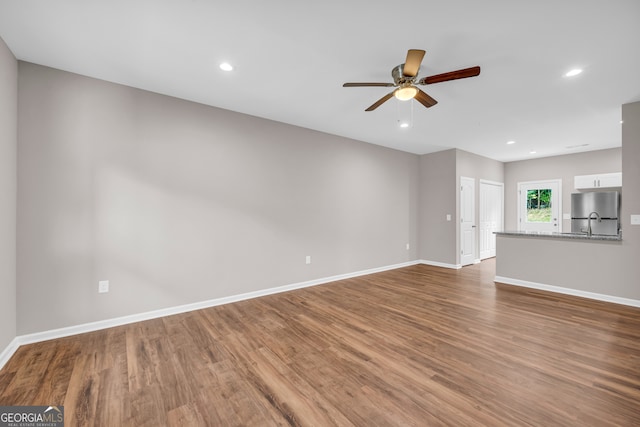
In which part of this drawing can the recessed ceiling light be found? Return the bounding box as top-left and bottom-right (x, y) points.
(529, 150), (537, 154)
(565, 69), (583, 77)
(620, 120), (624, 124)
(219, 62), (233, 71)
(506, 140), (516, 145)
(399, 122), (410, 128)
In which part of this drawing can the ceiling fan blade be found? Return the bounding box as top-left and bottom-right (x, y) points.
(365, 91), (395, 111)
(403, 49), (426, 77)
(414, 89), (438, 108)
(343, 82), (395, 87)
(419, 66), (481, 85)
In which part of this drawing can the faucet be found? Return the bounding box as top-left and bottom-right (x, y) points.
(586, 211), (601, 236)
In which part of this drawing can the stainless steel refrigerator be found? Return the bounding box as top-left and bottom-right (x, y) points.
(571, 191), (620, 235)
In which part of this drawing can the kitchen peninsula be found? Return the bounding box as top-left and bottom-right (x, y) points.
(493, 231), (639, 308)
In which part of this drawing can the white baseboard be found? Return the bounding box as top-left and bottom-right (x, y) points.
(494, 276), (640, 308)
(0, 337), (20, 372)
(1, 260), (421, 370)
(419, 259), (462, 269)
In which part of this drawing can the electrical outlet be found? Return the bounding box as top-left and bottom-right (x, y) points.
(305, 255), (311, 264)
(406, 243), (410, 250)
(98, 280), (109, 293)
(446, 214), (452, 221)
(631, 214), (640, 225)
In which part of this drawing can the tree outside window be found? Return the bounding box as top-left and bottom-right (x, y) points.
(527, 189), (551, 222)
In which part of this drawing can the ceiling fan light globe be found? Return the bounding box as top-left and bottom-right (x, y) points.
(395, 86), (418, 101)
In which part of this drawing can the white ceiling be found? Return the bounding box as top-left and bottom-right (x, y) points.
(1, 0), (639, 162)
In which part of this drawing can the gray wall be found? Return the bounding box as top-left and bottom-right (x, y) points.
(0, 37), (17, 351)
(456, 149), (504, 184)
(418, 149), (457, 265)
(619, 102), (640, 297)
(504, 148), (622, 231)
(496, 102), (640, 301)
(17, 62), (419, 335)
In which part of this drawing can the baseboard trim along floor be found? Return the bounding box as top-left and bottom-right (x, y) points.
(0, 337), (19, 372)
(9, 261), (635, 372)
(419, 259), (462, 269)
(494, 275), (640, 309)
(2, 259), (434, 371)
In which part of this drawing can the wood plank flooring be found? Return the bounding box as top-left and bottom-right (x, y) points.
(1, 259), (640, 426)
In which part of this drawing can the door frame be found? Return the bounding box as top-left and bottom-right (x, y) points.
(517, 179), (562, 233)
(460, 176), (476, 266)
(479, 179), (504, 260)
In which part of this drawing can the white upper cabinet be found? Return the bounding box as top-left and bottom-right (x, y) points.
(574, 172), (622, 189)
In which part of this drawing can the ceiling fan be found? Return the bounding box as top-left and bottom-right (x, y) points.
(343, 49), (480, 111)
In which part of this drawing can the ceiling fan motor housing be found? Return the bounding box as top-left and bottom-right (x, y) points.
(392, 64), (415, 85)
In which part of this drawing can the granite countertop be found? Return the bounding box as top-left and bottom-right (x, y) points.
(494, 230), (622, 241)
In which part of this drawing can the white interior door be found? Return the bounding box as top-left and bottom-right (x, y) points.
(518, 180), (562, 233)
(460, 177), (475, 266)
(479, 180), (504, 259)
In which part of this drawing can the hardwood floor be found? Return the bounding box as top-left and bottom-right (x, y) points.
(1, 259), (640, 426)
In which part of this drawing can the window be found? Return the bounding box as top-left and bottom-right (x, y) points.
(526, 189), (552, 223)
